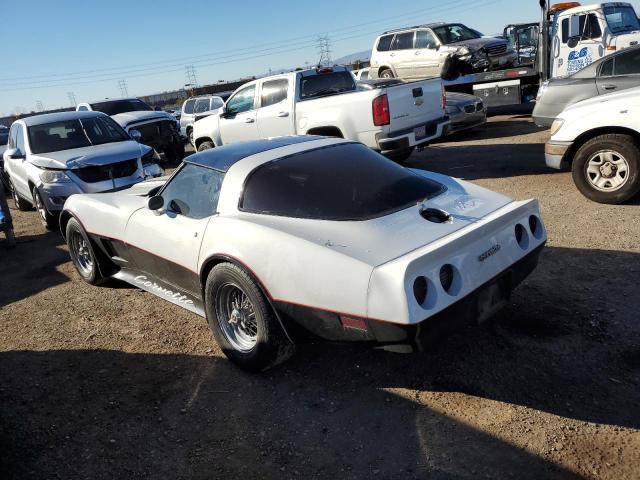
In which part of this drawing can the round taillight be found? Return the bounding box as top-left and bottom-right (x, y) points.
(413, 276), (428, 305)
(529, 215), (542, 239)
(515, 223), (529, 249)
(440, 264), (454, 293)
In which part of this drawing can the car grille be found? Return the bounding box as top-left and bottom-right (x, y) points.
(485, 43), (507, 56)
(72, 159), (138, 183)
(131, 120), (176, 142)
(464, 104), (475, 114)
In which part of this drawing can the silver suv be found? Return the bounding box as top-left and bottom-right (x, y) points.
(3, 111), (162, 230)
(180, 95), (225, 144)
(369, 23), (517, 80)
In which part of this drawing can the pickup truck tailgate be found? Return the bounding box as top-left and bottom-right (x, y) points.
(384, 79), (444, 135)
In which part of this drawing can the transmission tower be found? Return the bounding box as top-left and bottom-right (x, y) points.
(185, 65), (199, 88)
(118, 79), (129, 97)
(35, 100), (44, 112)
(316, 35), (333, 66)
(67, 91), (77, 107)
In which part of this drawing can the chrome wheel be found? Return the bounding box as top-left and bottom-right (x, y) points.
(69, 230), (94, 276)
(586, 150), (629, 192)
(33, 189), (48, 222)
(216, 283), (258, 352)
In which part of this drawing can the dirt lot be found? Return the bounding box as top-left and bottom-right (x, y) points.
(1, 112), (639, 479)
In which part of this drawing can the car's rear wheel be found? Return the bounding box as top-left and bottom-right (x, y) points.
(379, 68), (394, 79)
(205, 262), (295, 371)
(66, 217), (104, 285)
(385, 147), (414, 164)
(198, 141), (215, 152)
(32, 187), (58, 230)
(188, 128), (194, 145)
(10, 182), (31, 211)
(572, 134), (640, 204)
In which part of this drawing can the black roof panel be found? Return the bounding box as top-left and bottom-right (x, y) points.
(185, 136), (322, 172)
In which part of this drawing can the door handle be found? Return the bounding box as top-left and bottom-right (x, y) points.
(602, 84), (617, 90)
(245, 117), (255, 123)
(277, 111), (289, 117)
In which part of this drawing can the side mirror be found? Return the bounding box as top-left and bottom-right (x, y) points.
(129, 129), (142, 142)
(148, 195), (164, 211)
(567, 36), (579, 48)
(6, 148), (25, 160)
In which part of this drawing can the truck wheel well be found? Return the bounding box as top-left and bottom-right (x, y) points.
(565, 127), (640, 164)
(378, 66), (393, 76)
(59, 211), (73, 239)
(306, 127), (343, 138)
(195, 137), (214, 150)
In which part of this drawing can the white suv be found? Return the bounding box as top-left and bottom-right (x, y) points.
(369, 23), (517, 80)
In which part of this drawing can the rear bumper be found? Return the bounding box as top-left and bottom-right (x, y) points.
(377, 116), (449, 152)
(544, 141), (572, 170)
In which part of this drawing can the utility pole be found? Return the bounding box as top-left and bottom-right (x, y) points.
(118, 79), (129, 97)
(316, 35), (333, 67)
(67, 92), (77, 107)
(35, 100), (44, 112)
(185, 65), (199, 88)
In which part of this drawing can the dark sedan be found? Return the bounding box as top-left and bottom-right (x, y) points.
(533, 45), (640, 127)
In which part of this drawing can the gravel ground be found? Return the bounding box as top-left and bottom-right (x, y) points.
(1, 112), (639, 479)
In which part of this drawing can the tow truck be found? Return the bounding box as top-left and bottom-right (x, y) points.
(443, 1), (640, 106)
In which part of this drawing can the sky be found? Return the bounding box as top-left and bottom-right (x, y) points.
(2, 0), (639, 116)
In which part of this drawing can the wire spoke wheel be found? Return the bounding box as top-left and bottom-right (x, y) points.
(69, 230), (94, 276)
(585, 150), (629, 192)
(216, 283), (258, 353)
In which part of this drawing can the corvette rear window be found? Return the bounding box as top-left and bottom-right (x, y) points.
(240, 143), (445, 221)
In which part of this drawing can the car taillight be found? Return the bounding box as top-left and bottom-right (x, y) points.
(372, 94), (390, 126)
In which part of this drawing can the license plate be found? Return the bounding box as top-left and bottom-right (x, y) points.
(476, 278), (508, 323)
(414, 125), (427, 140)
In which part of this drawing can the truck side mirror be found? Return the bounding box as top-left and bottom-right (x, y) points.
(148, 195), (164, 211)
(5, 148), (25, 160)
(567, 37), (580, 48)
(129, 129), (142, 142)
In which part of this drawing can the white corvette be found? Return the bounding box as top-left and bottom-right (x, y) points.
(61, 136), (546, 370)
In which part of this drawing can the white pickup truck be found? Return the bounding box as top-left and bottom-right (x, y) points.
(193, 66), (448, 162)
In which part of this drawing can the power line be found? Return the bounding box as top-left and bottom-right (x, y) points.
(185, 65), (199, 87)
(118, 79), (129, 97)
(67, 92), (77, 107)
(35, 100), (44, 112)
(0, 0), (495, 87)
(316, 35), (333, 66)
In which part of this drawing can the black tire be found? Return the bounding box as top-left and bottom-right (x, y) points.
(32, 186), (58, 230)
(10, 182), (31, 211)
(65, 217), (104, 285)
(379, 68), (394, 79)
(198, 141), (215, 152)
(571, 134), (640, 204)
(205, 263), (295, 372)
(384, 147), (415, 164)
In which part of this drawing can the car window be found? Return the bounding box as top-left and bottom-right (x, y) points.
(81, 116), (129, 145)
(0, 131), (8, 145)
(612, 49), (640, 75)
(432, 24), (481, 44)
(226, 85), (256, 114)
(360, 70), (369, 80)
(561, 18), (569, 43)
(599, 58), (614, 76)
(299, 71), (356, 99)
(391, 32), (414, 50)
(8, 125), (18, 149)
(377, 34), (394, 52)
(15, 125), (25, 152)
(211, 97), (224, 109)
(604, 5), (640, 34)
(241, 143), (445, 221)
(415, 30), (437, 49)
(161, 163), (224, 219)
(194, 98), (210, 113)
(183, 99), (196, 114)
(260, 79), (289, 107)
(577, 13), (601, 39)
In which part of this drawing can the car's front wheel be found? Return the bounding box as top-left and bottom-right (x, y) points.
(198, 141), (215, 152)
(66, 217), (105, 285)
(205, 262), (295, 371)
(572, 134), (640, 204)
(10, 182), (31, 211)
(32, 187), (58, 230)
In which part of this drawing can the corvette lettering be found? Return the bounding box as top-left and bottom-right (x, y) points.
(134, 275), (194, 306)
(478, 244), (501, 262)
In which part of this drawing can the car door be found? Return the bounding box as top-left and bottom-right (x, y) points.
(256, 78), (295, 138)
(218, 84), (259, 144)
(564, 13), (604, 76)
(180, 98), (196, 133)
(413, 30), (441, 78)
(5, 124), (30, 198)
(124, 163), (224, 298)
(389, 31), (416, 79)
(596, 48), (640, 95)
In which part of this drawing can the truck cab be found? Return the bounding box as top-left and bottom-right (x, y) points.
(549, 2), (640, 78)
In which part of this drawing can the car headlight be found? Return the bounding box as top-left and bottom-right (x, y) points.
(40, 170), (72, 184)
(550, 119), (564, 136)
(457, 46), (471, 56)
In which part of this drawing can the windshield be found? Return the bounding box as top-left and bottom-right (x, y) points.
(90, 99), (153, 116)
(299, 71), (356, 100)
(240, 143), (445, 221)
(432, 24), (482, 44)
(0, 132), (8, 145)
(28, 116), (129, 154)
(604, 5), (640, 33)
